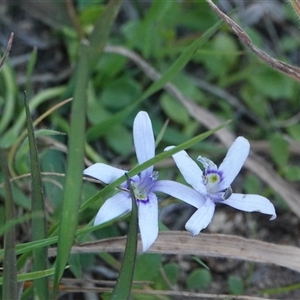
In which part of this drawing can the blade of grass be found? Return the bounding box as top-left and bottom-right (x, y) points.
(0, 86), (66, 149)
(1, 149), (18, 300)
(110, 174), (138, 300)
(24, 92), (48, 299)
(0, 63), (17, 136)
(88, 0), (122, 69)
(51, 41), (89, 298)
(25, 47), (37, 98)
(82, 120), (230, 211)
(8, 97), (72, 178)
(0, 268), (56, 285)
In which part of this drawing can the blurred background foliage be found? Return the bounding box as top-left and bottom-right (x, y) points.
(1, 0), (300, 298)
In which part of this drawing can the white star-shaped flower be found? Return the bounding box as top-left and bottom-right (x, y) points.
(166, 137), (276, 236)
(84, 111), (201, 251)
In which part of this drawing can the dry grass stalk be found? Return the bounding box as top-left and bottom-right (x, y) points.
(49, 232), (300, 273)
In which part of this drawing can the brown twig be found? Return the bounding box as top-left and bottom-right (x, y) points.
(0, 33), (14, 71)
(206, 0), (300, 82)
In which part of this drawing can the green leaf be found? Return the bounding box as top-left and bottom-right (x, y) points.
(142, 18), (223, 100)
(0, 63), (17, 136)
(240, 84), (267, 118)
(284, 166), (300, 181)
(228, 275), (244, 295)
(0, 86), (66, 148)
(164, 263), (179, 285)
(101, 76), (142, 110)
(105, 125), (132, 155)
(24, 92), (49, 299)
(134, 254), (162, 281)
(186, 268), (212, 290)
(0, 149), (18, 300)
(87, 19), (223, 142)
(160, 94), (189, 125)
(26, 47), (38, 97)
(192, 255), (209, 270)
(88, 0), (122, 69)
(249, 67), (295, 100)
(269, 133), (289, 169)
(110, 173), (138, 300)
(52, 42), (89, 297)
(0, 268), (56, 285)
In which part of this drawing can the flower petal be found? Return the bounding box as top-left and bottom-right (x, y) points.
(137, 192), (158, 252)
(185, 198), (215, 236)
(152, 180), (205, 208)
(165, 147), (206, 196)
(133, 111), (155, 179)
(218, 137), (250, 191)
(222, 193), (276, 220)
(84, 163), (125, 184)
(94, 192), (131, 225)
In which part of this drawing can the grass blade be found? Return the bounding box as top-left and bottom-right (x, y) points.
(1, 149), (18, 300)
(51, 41), (89, 297)
(24, 92), (48, 299)
(88, 0), (122, 69)
(110, 174), (138, 300)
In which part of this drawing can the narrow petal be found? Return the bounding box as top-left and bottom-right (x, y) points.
(223, 193), (276, 220)
(84, 163), (125, 184)
(133, 111), (155, 179)
(137, 192), (158, 252)
(94, 192), (131, 225)
(152, 180), (205, 208)
(185, 198), (215, 236)
(218, 137), (250, 190)
(165, 146), (206, 196)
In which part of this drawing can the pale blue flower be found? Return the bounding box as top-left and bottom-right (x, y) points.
(84, 111), (201, 251)
(166, 137), (276, 236)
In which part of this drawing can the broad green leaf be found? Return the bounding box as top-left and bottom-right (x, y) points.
(101, 76), (142, 110)
(164, 263), (179, 285)
(284, 166), (300, 181)
(105, 125), (132, 155)
(228, 275), (244, 295)
(134, 254), (162, 281)
(269, 133), (289, 169)
(241, 85), (267, 118)
(160, 94), (189, 125)
(249, 67), (295, 100)
(186, 268), (212, 290)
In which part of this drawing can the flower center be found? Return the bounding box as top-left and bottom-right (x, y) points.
(204, 171), (221, 193)
(130, 171), (158, 202)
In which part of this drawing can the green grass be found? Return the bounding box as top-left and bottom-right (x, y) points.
(0, 1), (300, 299)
